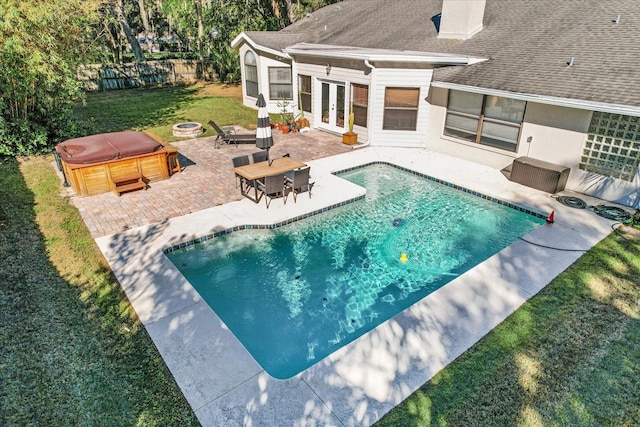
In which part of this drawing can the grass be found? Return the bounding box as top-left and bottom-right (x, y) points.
(2, 84), (639, 425)
(0, 156), (198, 425)
(375, 229), (640, 426)
(74, 83), (258, 141)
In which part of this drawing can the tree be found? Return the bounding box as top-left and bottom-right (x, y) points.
(162, 0), (198, 54)
(0, 0), (102, 155)
(95, 0), (339, 80)
(114, 0), (146, 62)
(137, 0), (153, 54)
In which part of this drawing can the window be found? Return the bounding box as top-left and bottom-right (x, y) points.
(298, 75), (311, 113)
(383, 87), (419, 130)
(269, 67), (292, 100)
(351, 84), (368, 128)
(444, 90), (526, 152)
(579, 112), (640, 181)
(244, 51), (258, 98)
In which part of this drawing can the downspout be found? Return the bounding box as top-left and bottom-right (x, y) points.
(352, 60), (376, 149)
(364, 59), (375, 71)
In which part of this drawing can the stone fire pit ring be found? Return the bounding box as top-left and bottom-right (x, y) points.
(172, 122), (204, 138)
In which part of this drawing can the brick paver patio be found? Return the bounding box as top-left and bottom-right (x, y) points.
(68, 129), (353, 237)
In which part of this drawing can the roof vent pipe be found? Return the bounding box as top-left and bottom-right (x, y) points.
(614, 15), (621, 24)
(567, 57), (575, 67)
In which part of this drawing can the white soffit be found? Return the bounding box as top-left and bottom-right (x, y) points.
(432, 81), (640, 116)
(284, 43), (487, 65)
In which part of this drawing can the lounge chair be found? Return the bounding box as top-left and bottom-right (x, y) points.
(232, 155), (251, 189)
(251, 150), (269, 163)
(256, 173), (286, 208)
(208, 120), (257, 148)
(284, 167), (314, 203)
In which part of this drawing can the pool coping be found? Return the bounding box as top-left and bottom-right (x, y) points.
(162, 160), (548, 255)
(95, 147), (617, 426)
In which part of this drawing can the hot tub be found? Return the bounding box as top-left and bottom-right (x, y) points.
(55, 131), (180, 196)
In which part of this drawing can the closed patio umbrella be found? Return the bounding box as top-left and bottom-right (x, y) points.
(256, 93), (274, 165)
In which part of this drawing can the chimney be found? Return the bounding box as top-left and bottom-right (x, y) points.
(438, 0), (487, 40)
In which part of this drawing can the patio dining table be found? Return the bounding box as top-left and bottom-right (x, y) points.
(232, 156), (307, 203)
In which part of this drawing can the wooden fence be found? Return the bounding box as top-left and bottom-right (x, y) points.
(78, 60), (217, 91)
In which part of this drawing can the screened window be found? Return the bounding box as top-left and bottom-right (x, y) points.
(383, 87), (419, 130)
(298, 75), (311, 113)
(244, 51), (258, 98)
(444, 90), (526, 152)
(269, 67), (293, 100)
(351, 84), (368, 128)
(579, 112), (640, 181)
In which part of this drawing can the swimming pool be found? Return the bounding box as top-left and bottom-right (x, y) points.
(166, 164), (545, 379)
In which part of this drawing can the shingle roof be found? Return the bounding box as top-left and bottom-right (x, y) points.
(241, 31), (308, 51)
(244, 0), (640, 109)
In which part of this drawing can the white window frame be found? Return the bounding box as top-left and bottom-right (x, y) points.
(383, 87), (419, 131)
(244, 51), (258, 98)
(444, 90), (526, 152)
(268, 67), (293, 100)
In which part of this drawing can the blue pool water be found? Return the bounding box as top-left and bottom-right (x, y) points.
(166, 164), (544, 379)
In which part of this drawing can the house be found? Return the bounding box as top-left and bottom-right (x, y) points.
(231, 0), (640, 208)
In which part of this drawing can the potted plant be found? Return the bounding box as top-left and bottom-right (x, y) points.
(277, 97), (293, 133)
(342, 102), (358, 145)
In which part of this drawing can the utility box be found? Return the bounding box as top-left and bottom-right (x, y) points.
(509, 156), (570, 194)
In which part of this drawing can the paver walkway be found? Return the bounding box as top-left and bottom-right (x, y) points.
(68, 129), (352, 237)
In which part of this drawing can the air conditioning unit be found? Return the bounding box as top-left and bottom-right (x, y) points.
(509, 156), (570, 194)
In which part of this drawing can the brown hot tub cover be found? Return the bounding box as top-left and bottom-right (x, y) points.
(55, 131), (162, 164)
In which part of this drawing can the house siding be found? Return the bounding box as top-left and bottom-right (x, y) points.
(427, 87), (640, 207)
(294, 63), (325, 131)
(367, 67), (433, 147)
(237, 44), (292, 114)
(294, 60), (372, 142)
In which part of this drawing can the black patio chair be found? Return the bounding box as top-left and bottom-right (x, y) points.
(251, 150), (269, 163)
(231, 155), (251, 189)
(256, 173), (286, 208)
(209, 120), (257, 148)
(284, 167), (314, 203)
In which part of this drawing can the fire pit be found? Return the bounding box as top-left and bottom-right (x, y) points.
(172, 122), (204, 138)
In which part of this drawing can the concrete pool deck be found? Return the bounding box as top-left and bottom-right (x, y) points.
(95, 146), (620, 426)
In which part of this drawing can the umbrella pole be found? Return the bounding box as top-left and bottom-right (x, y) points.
(267, 148), (272, 166)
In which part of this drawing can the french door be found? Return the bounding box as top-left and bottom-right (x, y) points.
(317, 80), (346, 133)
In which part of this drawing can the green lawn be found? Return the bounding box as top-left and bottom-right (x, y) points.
(1, 84), (639, 425)
(376, 228), (640, 426)
(74, 83), (258, 142)
(0, 156), (198, 426)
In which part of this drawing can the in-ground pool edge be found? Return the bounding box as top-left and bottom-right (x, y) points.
(163, 160), (548, 254)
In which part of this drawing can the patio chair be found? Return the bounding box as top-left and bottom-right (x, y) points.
(232, 154), (251, 189)
(284, 167), (314, 203)
(256, 173), (286, 208)
(251, 150), (269, 163)
(208, 120), (257, 148)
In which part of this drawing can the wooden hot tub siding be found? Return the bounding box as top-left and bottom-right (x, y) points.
(60, 145), (180, 197)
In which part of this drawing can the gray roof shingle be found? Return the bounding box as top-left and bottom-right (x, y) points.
(244, 0), (640, 108)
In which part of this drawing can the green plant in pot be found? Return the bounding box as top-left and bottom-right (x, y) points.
(342, 102), (358, 145)
(277, 97), (293, 133)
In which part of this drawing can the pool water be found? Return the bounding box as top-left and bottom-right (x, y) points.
(166, 164), (544, 379)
